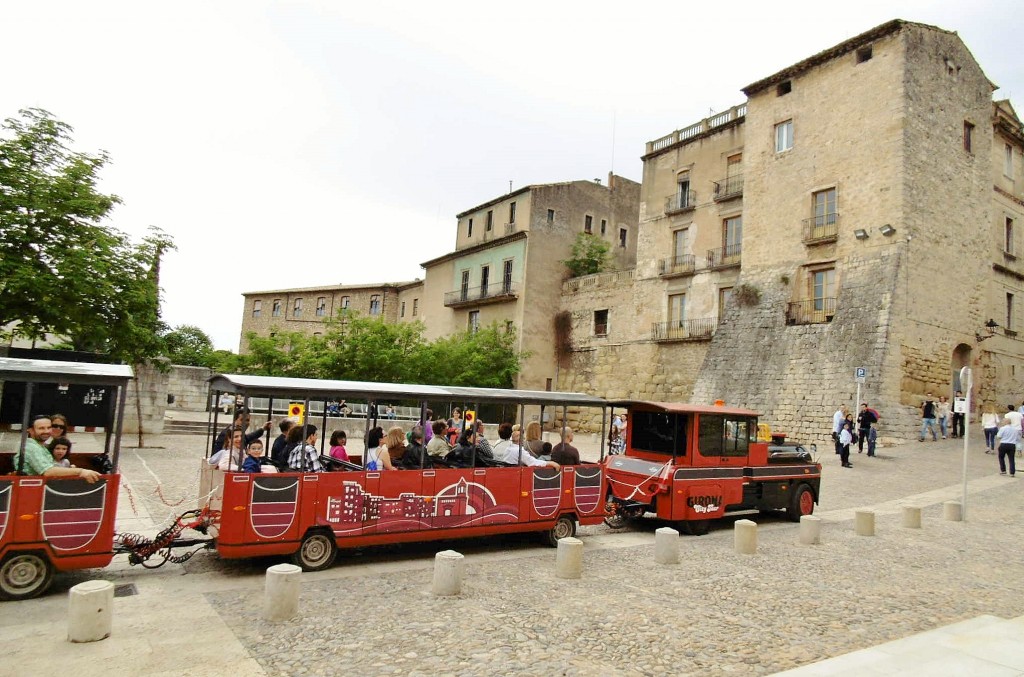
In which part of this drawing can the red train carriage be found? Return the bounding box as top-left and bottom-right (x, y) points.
(603, 401), (821, 534)
(203, 374), (610, 570)
(0, 358), (132, 600)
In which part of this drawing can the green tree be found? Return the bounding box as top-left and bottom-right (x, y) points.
(562, 233), (610, 278)
(163, 324), (216, 366)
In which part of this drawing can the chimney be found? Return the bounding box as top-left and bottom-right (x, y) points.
(607, 171), (615, 190)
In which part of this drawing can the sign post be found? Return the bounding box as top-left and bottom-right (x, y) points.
(958, 367), (972, 520)
(854, 367), (867, 417)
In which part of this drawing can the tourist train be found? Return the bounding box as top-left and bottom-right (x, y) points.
(0, 357), (821, 601)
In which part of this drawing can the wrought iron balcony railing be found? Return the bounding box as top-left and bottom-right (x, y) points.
(665, 191), (696, 214)
(444, 281), (519, 307)
(785, 297), (837, 325)
(658, 254), (696, 277)
(801, 214), (839, 243)
(706, 244), (742, 269)
(713, 174), (743, 200)
(652, 317), (717, 341)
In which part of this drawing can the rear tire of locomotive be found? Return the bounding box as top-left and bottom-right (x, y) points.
(681, 520), (711, 536)
(786, 484), (815, 522)
(544, 516), (577, 547)
(0, 551), (55, 601)
(291, 530), (338, 572)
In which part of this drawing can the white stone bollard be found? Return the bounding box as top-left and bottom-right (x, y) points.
(902, 505), (922, 529)
(944, 501), (963, 522)
(555, 537), (584, 579)
(654, 527), (680, 564)
(734, 519), (757, 554)
(67, 580), (114, 643)
(799, 515), (822, 545)
(431, 550), (465, 596)
(855, 510), (875, 536)
(263, 563), (302, 621)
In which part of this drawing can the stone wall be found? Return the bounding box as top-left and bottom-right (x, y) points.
(167, 365), (212, 411)
(122, 361), (168, 435)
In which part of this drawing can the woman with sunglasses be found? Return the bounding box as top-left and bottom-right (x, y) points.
(46, 413), (70, 449)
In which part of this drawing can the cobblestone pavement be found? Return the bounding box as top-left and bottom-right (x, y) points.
(7, 431), (1023, 676)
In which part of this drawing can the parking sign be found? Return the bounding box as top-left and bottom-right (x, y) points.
(855, 367), (866, 383)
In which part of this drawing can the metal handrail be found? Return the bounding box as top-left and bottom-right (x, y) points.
(706, 244), (742, 268)
(658, 255), (696, 276)
(801, 214), (839, 242)
(665, 191), (696, 214)
(714, 174), (744, 200)
(444, 281), (518, 306)
(785, 298), (837, 325)
(652, 317), (717, 341)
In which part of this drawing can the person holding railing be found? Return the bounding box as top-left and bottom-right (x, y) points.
(17, 415), (101, 483)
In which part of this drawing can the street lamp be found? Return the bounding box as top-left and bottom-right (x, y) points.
(975, 319), (1000, 343)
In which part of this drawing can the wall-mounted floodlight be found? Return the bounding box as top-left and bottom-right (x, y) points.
(854, 229), (869, 240)
(879, 224), (896, 236)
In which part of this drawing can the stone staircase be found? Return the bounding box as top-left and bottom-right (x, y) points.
(773, 614), (1024, 675)
(164, 419), (217, 436)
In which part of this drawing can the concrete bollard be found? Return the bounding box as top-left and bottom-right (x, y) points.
(263, 563), (302, 621)
(67, 580), (114, 643)
(902, 505), (922, 529)
(431, 550), (465, 596)
(555, 537), (584, 579)
(944, 501), (963, 522)
(734, 519), (757, 554)
(855, 510), (875, 536)
(799, 515), (822, 545)
(654, 527), (680, 564)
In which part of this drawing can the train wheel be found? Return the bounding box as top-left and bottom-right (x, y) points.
(0, 551), (55, 601)
(291, 530), (337, 572)
(787, 484), (815, 522)
(681, 520), (711, 536)
(544, 516), (577, 547)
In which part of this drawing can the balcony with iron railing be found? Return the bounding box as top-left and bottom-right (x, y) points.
(785, 297), (837, 325)
(658, 254), (696, 278)
(444, 281), (519, 308)
(652, 317), (717, 342)
(713, 174), (743, 201)
(801, 213), (839, 244)
(665, 190), (696, 215)
(706, 244), (742, 269)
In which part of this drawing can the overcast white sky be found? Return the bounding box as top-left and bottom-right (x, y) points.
(3, 1), (1022, 350)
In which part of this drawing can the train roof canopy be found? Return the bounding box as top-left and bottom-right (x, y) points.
(612, 400), (760, 417)
(0, 357), (134, 385)
(208, 373), (607, 408)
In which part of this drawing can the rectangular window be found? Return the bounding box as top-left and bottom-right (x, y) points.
(668, 293), (685, 326)
(964, 121), (974, 153)
(545, 378), (553, 391)
(584, 215), (593, 234)
(502, 259), (513, 294)
(677, 173), (691, 209)
(856, 45), (873, 63)
(252, 300), (262, 318)
(812, 188), (837, 231)
(480, 265), (490, 297)
(594, 309), (609, 336)
(505, 320), (514, 333)
(293, 298), (303, 317)
(811, 268), (836, 311)
(1006, 217), (1015, 256)
(1008, 293), (1014, 331)
(776, 80), (791, 96)
(619, 228), (627, 247)
(601, 219), (607, 235)
(369, 295), (380, 315)
(547, 209), (555, 223)
(509, 201), (516, 223)
(412, 298), (419, 316)
(698, 415), (755, 457)
(723, 216), (742, 256)
(468, 310), (480, 333)
(1006, 144), (1014, 178)
(272, 299), (282, 317)
(718, 287), (733, 323)
(460, 270), (470, 301)
(400, 301), (406, 318)
(315, 296), (326, 317)
(775, 120), (794, 152)
(631, 411), (686, 456)
(673, 229), (688, 260)
(341, 296), (350, 312)
(467, 218), (473, 237)
(486, 210), (493, 231)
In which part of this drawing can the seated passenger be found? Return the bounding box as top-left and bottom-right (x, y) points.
(523, 421), (544, 458)
(445, 430), (479, 467)
(385, 426), (407, 465)
(209, 427), (244, 470)
(365, 426), (395, 471)
(400, 426), (432, 469)
(271, 419), (295, 468)
(550, 427), (581, 465)
(474, 420), (494, 462)
(493, 423), (560, 470)
(50, 436), (74, 468)
(17, 415), (101, 483)
(46, 413), (70, 450)
(426, 420), (450, 459)
(540, 441), (552, 461)
(287, 424), (323, 472)
(241, 440), (271, 473)
(329, 430), (349, 462)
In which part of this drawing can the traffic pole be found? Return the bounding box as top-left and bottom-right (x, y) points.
(960, 367), (972, 521)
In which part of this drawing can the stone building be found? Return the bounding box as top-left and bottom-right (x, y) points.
(560, 19), (1024, 441)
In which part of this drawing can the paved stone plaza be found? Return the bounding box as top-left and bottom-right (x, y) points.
(2, 431), (1023, 676)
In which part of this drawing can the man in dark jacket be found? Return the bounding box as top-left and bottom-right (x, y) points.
(401, 426), (432, 469)
(213, 408), (272, 454)
(856, 403), (877, 454)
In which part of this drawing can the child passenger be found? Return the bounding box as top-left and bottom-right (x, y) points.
(50, 436), (73, 468)
(241, 440), (270, 473)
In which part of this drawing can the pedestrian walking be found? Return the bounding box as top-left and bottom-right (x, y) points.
(832, 404), (848, 455)
(951, 390), (966, 438)
(996, 418), (1020, 477)
(936, 396), (950, 439)
(982, 403), (999, 454)
(919, 393), (938, 442)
